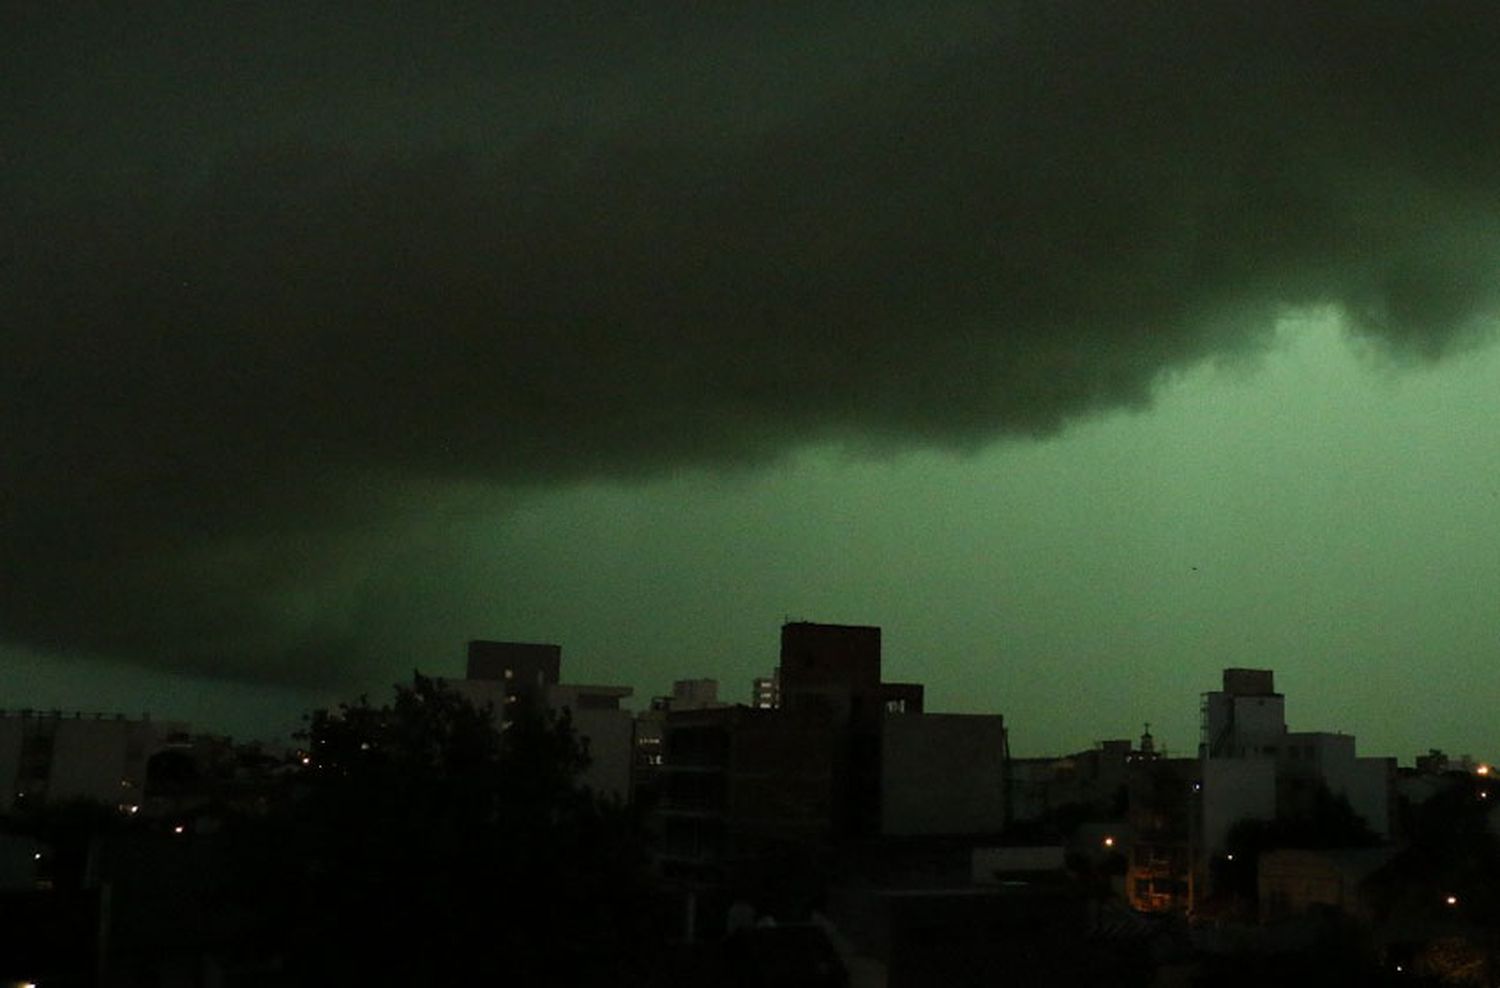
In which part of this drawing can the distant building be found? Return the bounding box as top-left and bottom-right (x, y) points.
(775, 621), (927, 837)
(0, 709), (184, 813)
(655, 702), (843, 888)
(776, 621), (924, 722)
(1125, 752), (1199, 914)
(750, 672), (780, 710)
(669, 679), (724, 710)
(1414, 748), (1452, 775)
(1008, 738), (1139, 827)
(464, 639), (561, 709)
(548, 682), (634, 800)
(1192, 668), (1394, 911)
(443, 640), (634, 801)
(654, 620), (1008, 908)
(1199, 668), (1392, 855)
(881, 712), (1008, 836)
(634, 679), (730, 804)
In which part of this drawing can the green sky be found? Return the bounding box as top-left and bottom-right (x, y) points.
(9, 310), (1495, 761)
(449, 310), (1500, 759)
(6, 4), (1500, 762)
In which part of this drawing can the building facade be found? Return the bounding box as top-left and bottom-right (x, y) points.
(0, 709), (180, 813)
(445, 640), (635, 801)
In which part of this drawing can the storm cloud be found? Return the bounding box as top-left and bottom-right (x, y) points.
(6, 2), (1500, 684)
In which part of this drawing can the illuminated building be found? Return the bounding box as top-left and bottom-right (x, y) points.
(463, 639), (561, 709)
(750, 672), (779, 709)
(632, 679), (729, 805)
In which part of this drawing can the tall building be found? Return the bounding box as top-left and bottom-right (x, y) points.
(464, 640), (561, 710)
(1199, 668), (1391, 849)
(1126, 751), (1199, 914)
(1201, 667), (1284, 759)
(1193, 668), (1393, 907)
(777, 621), (925, 724)
(654, 703), (843, 889)
(654, 621), (1005, 894)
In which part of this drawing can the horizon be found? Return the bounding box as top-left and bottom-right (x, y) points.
(7, 5), (1500, 768)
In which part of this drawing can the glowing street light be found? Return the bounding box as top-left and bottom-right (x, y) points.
(1445, 894), (1459, 907)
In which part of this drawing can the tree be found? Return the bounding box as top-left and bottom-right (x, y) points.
(1214, 786), (1381, 909)
(233, 674), (659, 986)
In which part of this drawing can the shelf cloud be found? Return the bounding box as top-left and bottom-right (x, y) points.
(6, 2), (1500, 683)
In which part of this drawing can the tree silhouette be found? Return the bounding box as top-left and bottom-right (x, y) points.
(233, 673), (659, 986)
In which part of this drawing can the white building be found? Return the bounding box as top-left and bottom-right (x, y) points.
(1199, 669), (1392, 855)
(0, 709), (182, 813)
(547, 683), (635, 801)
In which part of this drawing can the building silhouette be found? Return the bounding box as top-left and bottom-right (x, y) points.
(653, 620), (1009, 939)
(445, 640), (634, 801)
(0, 709), (183, 813)
(464, 639), (561, 708)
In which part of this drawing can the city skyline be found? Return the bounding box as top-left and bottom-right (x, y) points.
(6, 5), (1500, 761)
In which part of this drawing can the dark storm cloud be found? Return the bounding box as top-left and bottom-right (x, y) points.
(5, 2), (1500, 683)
